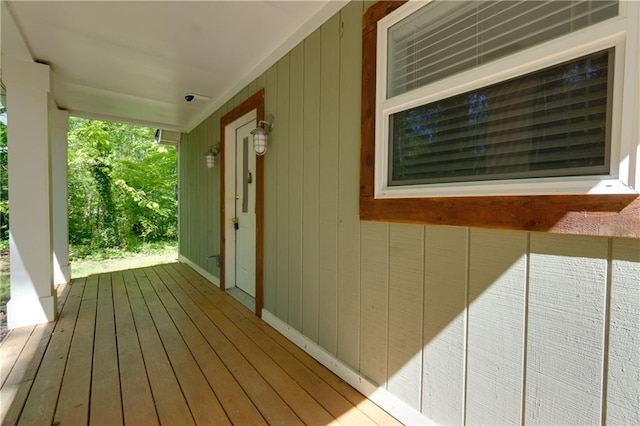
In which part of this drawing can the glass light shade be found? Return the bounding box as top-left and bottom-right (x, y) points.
(205, 153), (216, 168)
(203, 145), (219, 169)
(252, 130), (268, 156)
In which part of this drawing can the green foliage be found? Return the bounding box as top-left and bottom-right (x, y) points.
(0, 115), (175, 258)
(68, 118), (177, 254)
(0, 116), (7, 244)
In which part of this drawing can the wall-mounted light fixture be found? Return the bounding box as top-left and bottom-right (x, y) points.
(203, 143), (220, 169)
(250, 114), (274, 156)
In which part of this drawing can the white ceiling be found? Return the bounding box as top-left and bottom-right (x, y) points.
(1, 1), (345, 132)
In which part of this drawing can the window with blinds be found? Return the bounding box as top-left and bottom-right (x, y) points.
(378, 0), (627, 191)
(387, 0), (618, 99)
(389, 48), (613, 185)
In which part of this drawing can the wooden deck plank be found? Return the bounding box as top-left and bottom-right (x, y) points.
(201, 279), (401, 425)
(53, 276), (98, 425)
(17, 277), (86, 425)
(179, 264), (378, 425)
(1, 264), (398, 426)
(123, 270), (195, 425)
(111, 271), (158, 426)
(0, 281), (70, 426)
(132, 269), (230, 425)
(163, 264), (337, 425)
(172, 263), (402, 425)
(1, 327), (35, 388)
(229, 292), (399, 425)
(90, 273), (123, 425)
(145, 266), (267, 425)
(224, 310), (376, 425)
(169, 264), (343, 423)
(157, 266), (303, 425)
(1, 323), (54, 426)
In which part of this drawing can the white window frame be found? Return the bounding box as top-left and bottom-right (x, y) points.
(375, 0), (640, 199)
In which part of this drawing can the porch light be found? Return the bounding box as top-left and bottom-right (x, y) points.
(251, 114), (274, 156)
(204, 144), (220, 169)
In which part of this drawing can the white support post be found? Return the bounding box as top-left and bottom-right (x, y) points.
(51, 108), (70, 285)
(4, 58), (57, 329)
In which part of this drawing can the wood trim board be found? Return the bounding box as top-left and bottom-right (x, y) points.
(220, 89), (266, 316)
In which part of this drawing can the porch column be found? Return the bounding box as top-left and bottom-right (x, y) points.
(4, 57), (57, 329)
(51, 108), (70, 285)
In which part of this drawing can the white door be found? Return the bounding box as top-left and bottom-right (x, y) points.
(234, 121), (256, 296)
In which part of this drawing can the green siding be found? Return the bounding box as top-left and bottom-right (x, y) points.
(527, 233), (608, 424)
(360, 221), (389, 386)
(318, 12), (341, 356)
(466, 229), (527, 424)
(387, 224), (424, 410)
(178, 1), (640, 423)
(337, 0), (363, 370)
(288, 42), (305, 332)
(301, 28), (321, 343)
(608, 238), (640, 424)
(179, 112), (221, 278)
(276, 54), (290, 322)
(422, 225), (467, 424)
(264, 64), (278, 313)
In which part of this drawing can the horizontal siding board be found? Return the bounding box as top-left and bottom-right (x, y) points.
(526, 233), (608, 425)
(466, 229), (526, 425)
(606, 237), (640, 425)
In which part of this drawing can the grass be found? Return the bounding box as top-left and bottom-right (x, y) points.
(0, 241), (178, 341)
(72, 248), (178, 278)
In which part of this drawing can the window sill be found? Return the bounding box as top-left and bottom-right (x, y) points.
(376, 177), (638, 199)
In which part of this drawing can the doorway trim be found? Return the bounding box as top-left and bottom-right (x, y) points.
(220, 89), (265, 317)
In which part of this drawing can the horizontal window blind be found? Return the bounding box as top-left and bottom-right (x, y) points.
(387, 0), (618, 98)
(389, 49), (612, 185)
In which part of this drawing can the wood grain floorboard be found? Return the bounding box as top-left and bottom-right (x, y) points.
(18, 277), (86, 426)
(157, 266), (303, 425)
(1, 263), (399, 426)
(0, 283), (70, 426)
(111, 270), (159, 425)
(124, 269), (195, 425)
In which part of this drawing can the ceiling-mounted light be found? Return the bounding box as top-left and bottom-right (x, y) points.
(204, 144), (220, 169)
(250, 114), (274, 156)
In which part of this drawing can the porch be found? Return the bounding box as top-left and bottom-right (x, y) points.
(0, 263), (399, 425)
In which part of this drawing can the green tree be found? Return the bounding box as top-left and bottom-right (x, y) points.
(0, 107), (7, 247)
(68, 118), (177, 253)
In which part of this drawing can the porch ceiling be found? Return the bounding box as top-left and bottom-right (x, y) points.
(2, 1), (344, 132)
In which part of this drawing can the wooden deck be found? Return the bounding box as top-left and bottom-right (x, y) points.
(0, 263), (400, 425)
